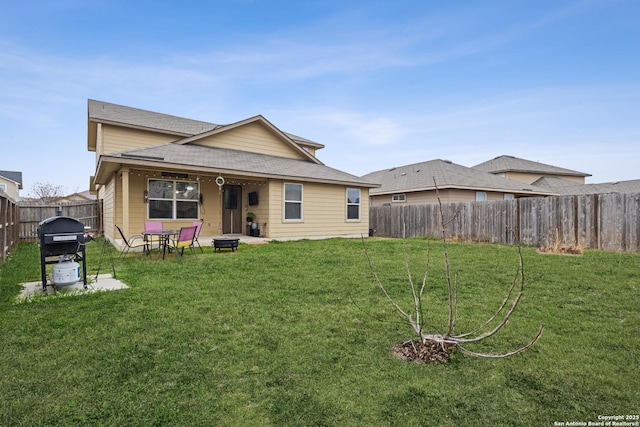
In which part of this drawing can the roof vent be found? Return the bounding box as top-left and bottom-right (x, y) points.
(443, 159), (452, 164)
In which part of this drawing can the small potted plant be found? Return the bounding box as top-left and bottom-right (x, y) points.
(246, 212), (256, 236)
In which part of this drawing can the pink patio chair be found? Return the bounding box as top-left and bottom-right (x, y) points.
(191, 220), (204, 253)
(144, 221), (163, 233)
(144, 221), (164, 251)
(167, 225), (198, 259)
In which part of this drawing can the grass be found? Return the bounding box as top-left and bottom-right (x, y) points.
(0, 237), (638, 426)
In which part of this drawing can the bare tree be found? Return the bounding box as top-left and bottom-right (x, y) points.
(363, 180), (544, 360)
(29, 182), (65, 202)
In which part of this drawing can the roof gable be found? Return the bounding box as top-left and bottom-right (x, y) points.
(175, 115), (322, 164)
(0, 170), (23, 188)
(473, 155), (591, 177)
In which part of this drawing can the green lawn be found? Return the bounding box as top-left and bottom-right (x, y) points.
(0, 237), (638, 426)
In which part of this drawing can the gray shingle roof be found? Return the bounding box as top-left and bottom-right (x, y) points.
(111, 144), (377, 187)
(472, 155), (591, 177)
(534, 177), (640, 195)
(0, 170), (23, 185)
(362, 159), (554, 195)
(88, 99), (219, 135)
(88, 99), (324, 147)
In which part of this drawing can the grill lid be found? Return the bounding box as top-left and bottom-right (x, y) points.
(38, 216), (86, 240)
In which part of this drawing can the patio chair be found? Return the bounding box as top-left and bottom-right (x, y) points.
(167, 225), (198, 259)
(144, 221), (164, 251)
(115, 225), (149, 259)
(191, 220), (204, 253)
(144, 221), (163, 233)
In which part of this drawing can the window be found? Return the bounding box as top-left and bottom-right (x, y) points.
(347, 188), (361, 220)
(503, 193), (514, 200)
(284, 183), (303, 220)
(392, 194), (406, 202)
(476, 191), (487, 202)
(0, 183), (6, 193)
(148, 179), (199, 219)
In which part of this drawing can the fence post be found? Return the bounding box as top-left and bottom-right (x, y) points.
(1, 193), (20, 264)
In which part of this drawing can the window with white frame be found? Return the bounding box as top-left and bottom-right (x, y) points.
(347, 188), (361, 220)
(475, 191), (487, 202)
(148, 179), (199, 219)
(0, 183), (6, 193)
(392, 194), (406, 202)
(284, 183), (303, 220)
(503, 193), (514, 200)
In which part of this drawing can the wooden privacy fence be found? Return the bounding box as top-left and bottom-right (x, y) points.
(369, 192), (640, 252)
(19, 200), (103, 242)
(1, 193), (20, 264)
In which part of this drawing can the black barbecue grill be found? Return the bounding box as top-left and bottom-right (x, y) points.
(37, 216), (88, 289)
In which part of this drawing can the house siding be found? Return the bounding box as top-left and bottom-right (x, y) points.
(191, 122), (308, 160)
(267, 180), (370, 238)
(0, 177), (19, 200)
(101, 125), (178, 156)
(126, 174), (147, 234)
(301, 146), (317, 157)
(100, 178), (115, 242)
(505, 171), (585, 185)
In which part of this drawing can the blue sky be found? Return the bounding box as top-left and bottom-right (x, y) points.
(1, 0), (639, 196)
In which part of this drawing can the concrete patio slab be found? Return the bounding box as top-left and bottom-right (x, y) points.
(17, 274), (129, 303)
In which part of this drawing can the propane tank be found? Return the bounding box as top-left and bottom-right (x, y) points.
(52, 256), (81, 286)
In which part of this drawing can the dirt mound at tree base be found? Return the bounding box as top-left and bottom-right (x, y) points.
(392, 339), (456, 363)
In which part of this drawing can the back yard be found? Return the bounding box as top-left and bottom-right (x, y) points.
(0, 237), (638, 426)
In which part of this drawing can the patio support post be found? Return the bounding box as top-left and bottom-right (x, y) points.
(122, 167), (130, 237)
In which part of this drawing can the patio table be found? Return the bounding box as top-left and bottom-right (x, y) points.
(143, 229), (178, 259)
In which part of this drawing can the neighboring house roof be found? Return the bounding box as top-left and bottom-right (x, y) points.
(87, 99), (324, 151)
(362, 159), (556, 196)
(55, 190), (97, 202)
(472, 155), (591, 178)
(98, 143), (378, 188)
(534, 177), (640, 195)
(0, 170), (23, 189)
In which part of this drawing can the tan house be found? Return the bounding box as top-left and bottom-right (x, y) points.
(472, 155), (591, 185)
(88, 100), (377, 246)
(0, 170), (22, 201)
(363, 159), (555, 206)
